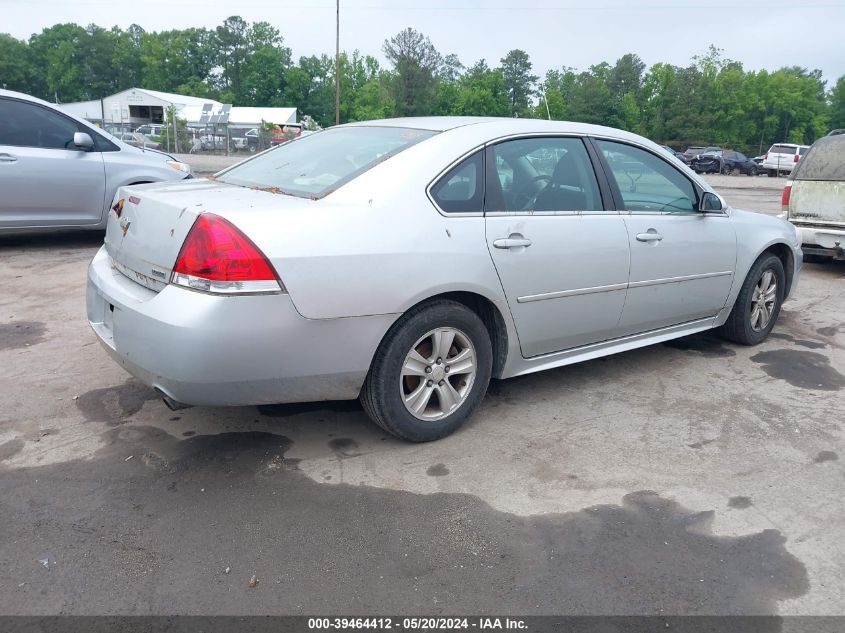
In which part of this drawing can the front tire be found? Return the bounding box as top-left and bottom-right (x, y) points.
(360, 300), (493, 442)
(719, 253), (785, 345)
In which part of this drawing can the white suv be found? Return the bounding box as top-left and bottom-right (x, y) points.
(762, 143), (809, 177)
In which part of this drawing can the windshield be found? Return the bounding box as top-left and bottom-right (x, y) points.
(216, 126), (437, 198)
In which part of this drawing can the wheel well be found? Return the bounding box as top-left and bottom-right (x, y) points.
(763, 243), (794, 297)
(411, 292), (509, 378)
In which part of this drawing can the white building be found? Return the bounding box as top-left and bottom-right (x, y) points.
(59, 88), (296, 129)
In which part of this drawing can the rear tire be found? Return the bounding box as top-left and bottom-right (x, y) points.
(719, 253), (785, 345)
(360, 300), (493, 442)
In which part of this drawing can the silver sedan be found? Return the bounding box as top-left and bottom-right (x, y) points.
(87, 118), (801, 441)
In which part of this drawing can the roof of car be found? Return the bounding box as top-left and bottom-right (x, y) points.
(343, 116), (656, 143)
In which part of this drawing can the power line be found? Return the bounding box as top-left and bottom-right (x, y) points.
(9, 0), (845, 7)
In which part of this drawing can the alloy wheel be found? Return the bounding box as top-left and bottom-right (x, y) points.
(400, 327), (477, 421)
(750, 269), (778, 331)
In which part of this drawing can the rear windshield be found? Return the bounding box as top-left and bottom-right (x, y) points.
(792, 136), (845, 181)
(769, 144), (798, 155)
(216, 126), (437, 198)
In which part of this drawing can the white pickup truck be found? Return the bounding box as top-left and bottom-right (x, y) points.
(784, 131), (845, 260)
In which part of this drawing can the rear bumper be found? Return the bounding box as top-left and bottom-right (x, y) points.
(762, 162), (795, 173)
(794, 224), (845, 259)
(86, 246), (398, 406)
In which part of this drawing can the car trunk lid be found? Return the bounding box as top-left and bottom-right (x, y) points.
(105, 178), (309, 292)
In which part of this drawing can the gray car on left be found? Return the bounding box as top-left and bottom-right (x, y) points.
(0, 89), (191, 233)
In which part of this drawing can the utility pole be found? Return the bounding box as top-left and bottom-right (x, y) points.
(335, 0), (340, 126)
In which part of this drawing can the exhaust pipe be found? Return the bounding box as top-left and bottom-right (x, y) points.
(154, 388), (193, 411)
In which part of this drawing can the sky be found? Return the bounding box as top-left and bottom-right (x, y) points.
(3, 0), (845, 85)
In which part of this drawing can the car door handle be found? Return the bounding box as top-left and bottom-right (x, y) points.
(0, 153), (17, 163)
(636, 231), (663, 242)
(493, 237), (532, 249)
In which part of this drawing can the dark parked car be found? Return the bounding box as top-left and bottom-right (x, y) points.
(681, 146), (721, 165)
(692, 150), (759, 176)
(660, 145), (686, 161)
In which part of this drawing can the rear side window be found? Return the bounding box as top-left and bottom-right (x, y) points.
(0, 98), (81, 150)
(216, 126), (436, 198)
(430, 151), (484, 213)
(769, 145), (798, 155)
(597, 140), (698, 212)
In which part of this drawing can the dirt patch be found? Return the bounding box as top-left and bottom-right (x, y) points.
(75, 379), (159, 424)
(0, 438), (25, 461)
(728, 496), (753, 509)
(813, 451), (838, 464)
(426, 463), (450, 477)
(769, 332), (826, 349)
(0, 321), (46, 351)
(751, 350), (845, 391)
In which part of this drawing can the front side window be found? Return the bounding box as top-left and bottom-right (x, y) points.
(486, 137), (603, 212)
(216, 126), (436, 199)
(0, 98), (83, 150)
(430, 151), (483, 213)
(596, 140), (698, 213)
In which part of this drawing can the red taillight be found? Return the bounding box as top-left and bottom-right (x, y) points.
(793, 154), (799, 163)
(764, 153), (769, 160)
(781, 182), (792, 211)
(172, 213), (282, 294)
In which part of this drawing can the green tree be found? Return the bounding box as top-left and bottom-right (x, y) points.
(0, 34), (32, 93)
(499, 49), (537, 117)
(830, 76), (845, 130)
(140, 28), (217, 96)
(111, 25), (145, 91)
(383, 27), (441, 116)
(27, 23), (89, 101)
(215, 16), (249, 101)
(240, 22), (291, 106)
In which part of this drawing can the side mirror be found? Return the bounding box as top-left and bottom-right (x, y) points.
(73, 132), (95, 151)
(700, 191), (723, 212)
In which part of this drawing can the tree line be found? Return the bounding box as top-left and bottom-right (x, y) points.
(2, 18), (844, 154)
